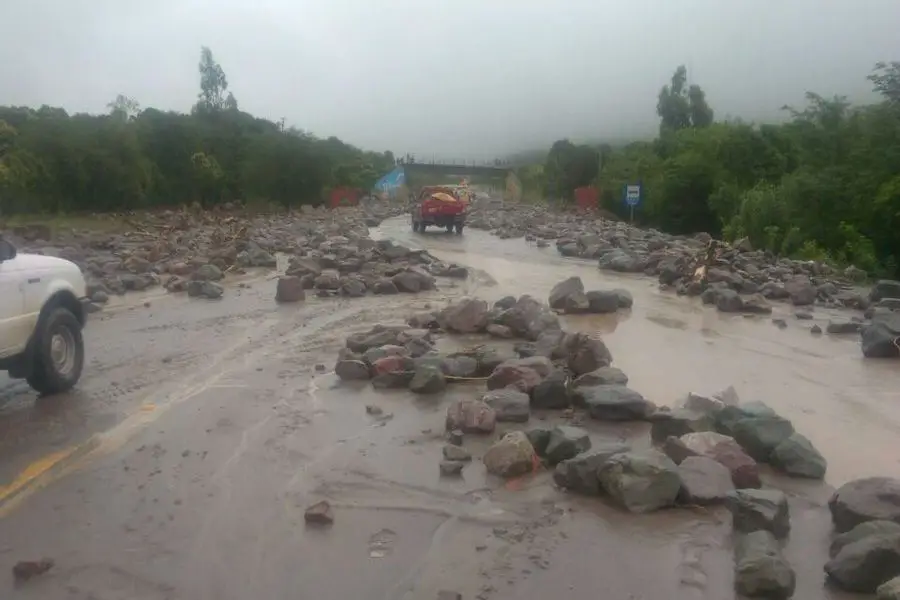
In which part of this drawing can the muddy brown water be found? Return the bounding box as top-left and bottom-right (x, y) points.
(0, 216), (896, 599)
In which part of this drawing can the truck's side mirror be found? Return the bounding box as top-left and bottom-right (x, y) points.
(0, 239), (17, 262)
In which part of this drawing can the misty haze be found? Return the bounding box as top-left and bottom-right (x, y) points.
(2, 0), (899, 158)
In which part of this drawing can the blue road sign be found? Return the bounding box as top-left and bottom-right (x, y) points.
(624, 184), (641, 207)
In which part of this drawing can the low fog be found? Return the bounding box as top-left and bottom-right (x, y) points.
(2, 0), (898, 159)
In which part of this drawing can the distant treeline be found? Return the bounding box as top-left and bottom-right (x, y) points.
(0, 47), (394, 215)
(518, 62), (900, 277)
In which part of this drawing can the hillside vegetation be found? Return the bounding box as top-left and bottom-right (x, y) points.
(0, 47), (394, 215)
(522, 62), (900, 277)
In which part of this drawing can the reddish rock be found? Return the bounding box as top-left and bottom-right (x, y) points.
(445, 399), (496, 434)
(487, 365), (542, 393)
(371, 355), (409, 377)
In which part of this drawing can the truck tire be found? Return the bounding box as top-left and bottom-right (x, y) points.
(455, 223), (464, 235)
(411, 219), (419, 232)
(26, 307), (84, 395)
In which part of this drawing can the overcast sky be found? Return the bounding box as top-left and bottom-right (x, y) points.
(1, 0), (898, 159)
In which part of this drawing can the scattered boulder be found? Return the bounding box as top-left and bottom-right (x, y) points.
(829, 477), (900, 533)
(486, 363), (542, 394)
(442, 444), (472, 462)
(483, 431), (536, 478)
(825, 527), (900, 593)
(572, 366), (628, 387)
(335, 358), (370, 381)
(548, 276), (586, 311)
(553, 441), (630, 496)
(769, 432), (827, 479)
(575, 385), (656, 421)
(730, 415), (795, 462)
(275, 276), (305, 303)
(482, 389), (531, 423)
(559, 332), (613, 375)
(445, 400), (496, 434)
(543, 425), (591, 464)
(676, 456), (735, 505)
(187, 280), (224, 299)
(438, 297), (489, 333)
(734, 530), (796, 600)
(598, 449), (682, 513)
(530, 369), (570, 409)
(663, 431), (762, 489)
(409, 365), (447, 394)
(726, 489), (790, 539)
(830, 521), (900, 558)
(861, 311), (900, 358)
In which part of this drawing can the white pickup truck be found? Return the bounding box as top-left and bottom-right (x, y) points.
(0, 238), (87, 395)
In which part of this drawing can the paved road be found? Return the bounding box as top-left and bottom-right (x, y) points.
(1, 218), (897, 599)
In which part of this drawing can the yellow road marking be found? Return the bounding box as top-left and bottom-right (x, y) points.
(0, 447), (78, 505)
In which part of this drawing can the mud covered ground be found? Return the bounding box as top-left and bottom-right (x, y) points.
(1, 215), (899, 599)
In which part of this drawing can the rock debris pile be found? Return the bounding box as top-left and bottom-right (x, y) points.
(331, 278), (900, 597)
(3, 200), (470, 306)
(468, 205), (900, 359)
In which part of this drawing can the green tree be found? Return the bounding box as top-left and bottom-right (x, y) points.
(196, 46), (229, 113)
(107, 94), (141, 121)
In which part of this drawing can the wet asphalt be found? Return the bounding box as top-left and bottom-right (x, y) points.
(1, 217), (898, 599)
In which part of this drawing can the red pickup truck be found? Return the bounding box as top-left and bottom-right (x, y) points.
(410, 186), (467, 234)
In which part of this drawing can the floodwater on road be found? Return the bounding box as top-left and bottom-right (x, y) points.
(0, 216), (896, 599)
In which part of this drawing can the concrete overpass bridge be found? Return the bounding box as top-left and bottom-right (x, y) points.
(374, 162), (520, 200)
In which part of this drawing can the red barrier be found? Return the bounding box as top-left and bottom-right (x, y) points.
(574, 186), (599, 211)
(328, 187), (362, 209)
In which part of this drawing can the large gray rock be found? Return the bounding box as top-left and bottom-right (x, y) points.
(275, 276), (306, 302)
(714, 401), (778, 436)
(830, 477), (900, 533)
(870, 280), (900, 302)
(409, 365), (447, 394)
(830, 521), (900, 558)
(543, 425), (591, 464)
(769, 432), (827, 479)
(483, 431), (536, 478)
(734, 530), (796, 600)
(730, 415), (795, 462)
(825, 528), (900, 593)
(548, 276), (586, 310)
(861, 311), (900, 359)
(668, 431), (762, 490)
(585, 290), (620, 313)
(335, 358), (370, 381)
(438, 297), (489, 333)
(784, 275), (817, 305)
(677, 456), (734, 505)
(530, 369), (570, 409)
(726, 489), (790, 539)
(482, 389), (530, 423)
(494, 295), (561, 341)
(558, 332), (613, 376)
(576, 385), (656, 421)
(553, 442), (630, 496)
(572, 366), (628, 388)
(598, 449), (682, 513)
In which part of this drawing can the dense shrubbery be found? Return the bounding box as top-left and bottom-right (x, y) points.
(524, 62), (900, 277)
(0, 47), (394, 215)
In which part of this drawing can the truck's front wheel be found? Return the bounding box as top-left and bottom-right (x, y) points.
(26, 307), (84, 395)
